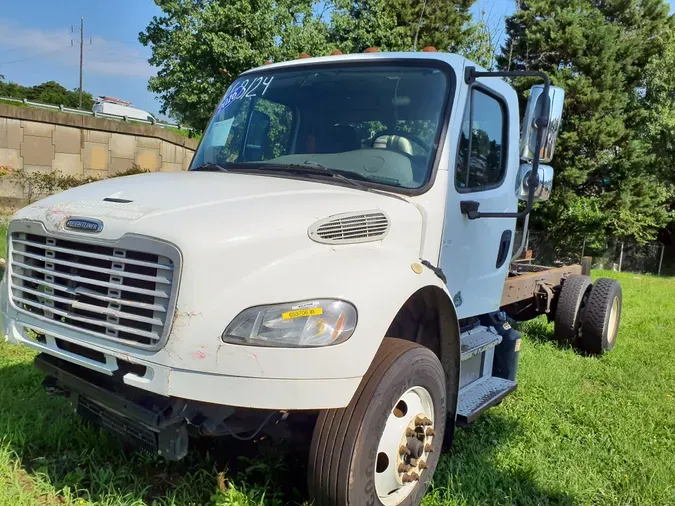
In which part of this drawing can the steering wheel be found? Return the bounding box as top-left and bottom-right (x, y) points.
(370, 130), (431, 157)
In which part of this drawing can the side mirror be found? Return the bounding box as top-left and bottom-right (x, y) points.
(516, 164), (554, 202)
(520, 85), (564, 163)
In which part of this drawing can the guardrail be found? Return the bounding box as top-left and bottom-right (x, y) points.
(0, 96), (191, 132)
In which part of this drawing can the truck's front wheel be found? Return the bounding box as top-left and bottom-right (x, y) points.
(308, 338), (446, 506)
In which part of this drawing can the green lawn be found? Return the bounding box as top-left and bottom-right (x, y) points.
(0, 267), (673, 505)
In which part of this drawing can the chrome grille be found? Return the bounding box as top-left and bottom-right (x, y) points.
(9, 230), (179, 350)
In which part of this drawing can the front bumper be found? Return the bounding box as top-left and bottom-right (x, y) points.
(36, 353), (190, 460)
(2, 313), (361, 410)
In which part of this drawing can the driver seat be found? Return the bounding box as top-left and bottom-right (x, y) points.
(373, 135), (414, 156)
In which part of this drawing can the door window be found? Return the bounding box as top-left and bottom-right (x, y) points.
(455, 89), (507, 191)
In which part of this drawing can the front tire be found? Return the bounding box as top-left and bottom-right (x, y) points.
(308, 338), (446, 506)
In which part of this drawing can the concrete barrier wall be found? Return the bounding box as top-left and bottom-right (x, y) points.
(0, 104), (199, 201)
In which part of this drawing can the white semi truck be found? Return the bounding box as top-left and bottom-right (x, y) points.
(92, 96), (154, 122)
(1, 51), (622, 506)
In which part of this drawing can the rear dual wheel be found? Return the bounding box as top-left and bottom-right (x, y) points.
(554, 274), (592, 343)
(308, 338), (447, 506)
(554, 275), (622, 355)
(579, 278), (622, 355)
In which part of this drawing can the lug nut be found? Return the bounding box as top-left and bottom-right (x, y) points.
(415, 416), (432, 426)
(399, 445), (411, 456)
(418, 460), (428, 470)
(398, 464), (412, 473)
(425, 428), (436, 437)
(406, 428), (416, 437)
(424, 444), (434, 452)
(402, 471), (420, 483)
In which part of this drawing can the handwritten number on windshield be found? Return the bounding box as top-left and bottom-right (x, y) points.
(217, 75), (275, 113)
(245, 76), (274, 98)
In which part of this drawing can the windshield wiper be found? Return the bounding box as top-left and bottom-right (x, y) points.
(191, 163), (229, 172)
(258, 162), (372, 192)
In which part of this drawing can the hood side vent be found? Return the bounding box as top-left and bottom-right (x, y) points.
(309, 211), (390, 245)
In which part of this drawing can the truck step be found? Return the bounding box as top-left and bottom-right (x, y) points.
(460, 327), (501, 361)
(456, 377), (517, 426)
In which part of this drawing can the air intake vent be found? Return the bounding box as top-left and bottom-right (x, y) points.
(309, 211), (390, 245)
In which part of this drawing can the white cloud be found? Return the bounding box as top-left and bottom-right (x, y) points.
(0, 19), (155, 78)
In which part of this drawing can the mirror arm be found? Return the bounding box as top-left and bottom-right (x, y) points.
(461, 67), (551, 220)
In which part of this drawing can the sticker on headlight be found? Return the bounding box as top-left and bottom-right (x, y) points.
(282, 308), (323, 320)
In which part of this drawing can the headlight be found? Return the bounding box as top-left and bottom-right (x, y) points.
(223, 299), (357, 348)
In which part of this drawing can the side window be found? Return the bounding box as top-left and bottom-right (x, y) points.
(455, 89), (507, 191)
(243, 98), (293, 161)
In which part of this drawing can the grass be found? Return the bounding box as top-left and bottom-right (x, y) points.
(0, 99), (28, 108)
(0, 233), (672, 505)
(164, 126), (202, 141)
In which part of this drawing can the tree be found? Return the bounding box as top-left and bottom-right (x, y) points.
(28, 81), (94, 110)
(139, 0), (330, 130)
(329, 0), (475, 53)
(500, 0), (674, 258)
(641, 36), (675, 246)
(0, 79), (94, 110)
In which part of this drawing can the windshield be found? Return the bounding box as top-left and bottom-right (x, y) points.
(190, 62), (452, 190)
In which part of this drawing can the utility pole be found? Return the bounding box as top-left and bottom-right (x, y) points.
(79, 16), (84, 109)
(412, 0), (428, 51)
(72, 17), (89, 109)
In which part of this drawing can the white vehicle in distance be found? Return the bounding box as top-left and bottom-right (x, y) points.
(93, 95), (154, 122)
(1, 49), (622, 506)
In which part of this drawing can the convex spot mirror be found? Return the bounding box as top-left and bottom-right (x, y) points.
(516, 163), (554, 202)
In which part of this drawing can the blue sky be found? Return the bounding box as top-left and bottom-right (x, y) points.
(0, 1), (163, 115)
(0, 0), (672, 119)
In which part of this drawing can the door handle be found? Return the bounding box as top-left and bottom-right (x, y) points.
(496, 230), (512, 268)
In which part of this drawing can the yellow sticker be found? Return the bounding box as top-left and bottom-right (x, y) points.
(282, 308), (323, 320)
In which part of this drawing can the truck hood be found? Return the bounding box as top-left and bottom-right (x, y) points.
(14, 171), (423, 256)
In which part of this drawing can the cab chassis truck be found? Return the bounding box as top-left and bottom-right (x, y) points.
(0, 51), (622, 506)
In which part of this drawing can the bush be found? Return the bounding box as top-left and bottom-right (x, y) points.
(0, 164), (150, 203)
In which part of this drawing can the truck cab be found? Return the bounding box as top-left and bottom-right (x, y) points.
(0, 51), (620, 506)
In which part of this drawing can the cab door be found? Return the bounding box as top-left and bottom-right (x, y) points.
(439, 78), (520, 320)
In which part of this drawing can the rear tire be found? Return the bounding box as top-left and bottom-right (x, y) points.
(578, 278), (622, 355)
(554, 274), (592, 343)
(308, 338), (446, 506)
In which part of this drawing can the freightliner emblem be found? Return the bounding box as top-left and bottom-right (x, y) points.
(65, 217), (104, 233)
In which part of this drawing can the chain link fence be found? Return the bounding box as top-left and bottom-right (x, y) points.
(519, 229), (674, 276)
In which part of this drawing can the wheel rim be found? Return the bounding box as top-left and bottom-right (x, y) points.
(374, 386), (435, 506)
(607, 296), (619, 344)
